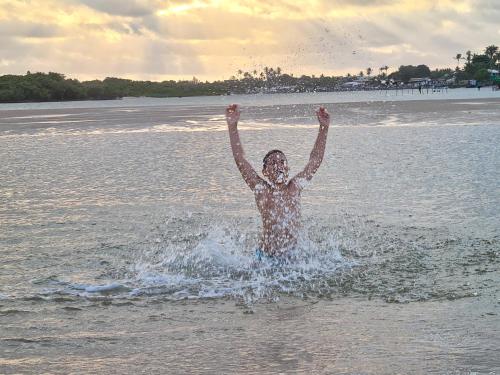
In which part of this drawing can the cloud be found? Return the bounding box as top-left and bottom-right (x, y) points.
(0, 21), (61, 38)
(142, 40), (205, 75)
(0, 0), (498, 81)
(77, 0), (160, 17)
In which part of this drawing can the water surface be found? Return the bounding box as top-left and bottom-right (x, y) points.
(1, 91), (499, 374)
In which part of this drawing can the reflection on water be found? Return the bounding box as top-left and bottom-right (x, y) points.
(0, 94), (499, 374)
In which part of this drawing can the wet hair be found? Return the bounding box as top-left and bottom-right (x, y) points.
(263, 149), (285, 168)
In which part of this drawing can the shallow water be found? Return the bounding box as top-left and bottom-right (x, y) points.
(0, 87), (499, 111)
(1, 91), (499, 373)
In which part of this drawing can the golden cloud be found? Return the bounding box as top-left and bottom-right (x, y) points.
(0, 0), (496, 81)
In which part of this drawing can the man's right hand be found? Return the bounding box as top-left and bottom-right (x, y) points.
(226, 104), (240, 128)
(316, 106), (330, 128)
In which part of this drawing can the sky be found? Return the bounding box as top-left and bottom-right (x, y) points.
(0, 0), (499, 81)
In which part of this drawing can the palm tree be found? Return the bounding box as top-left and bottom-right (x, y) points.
(366, 67), (372, 76)
(454, 53), (463, 69)
(484, 45), (499, 61)
(263, 67), (270, 81)
(494, 52), (500, 69)
(268, 67), (275, 79)
(465, 50), (472, 66)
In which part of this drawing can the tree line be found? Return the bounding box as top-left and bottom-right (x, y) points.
(0, 44), (498, 103)
(0, 72), (228, 102)
(452, 45), (499, 82)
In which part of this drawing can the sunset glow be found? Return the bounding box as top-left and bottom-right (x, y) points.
(0, 0), (498, 81)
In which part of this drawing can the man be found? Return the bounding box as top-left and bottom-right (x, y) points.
(226, 104), (330, 258)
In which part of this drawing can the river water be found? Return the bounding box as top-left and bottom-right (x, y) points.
(1, 89), (499, 374)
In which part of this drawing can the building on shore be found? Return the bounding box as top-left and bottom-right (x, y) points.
(408, 77), (431, 87)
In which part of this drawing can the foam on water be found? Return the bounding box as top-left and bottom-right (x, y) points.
(24, 218), (359, 304)
(128, 223), (355, 303)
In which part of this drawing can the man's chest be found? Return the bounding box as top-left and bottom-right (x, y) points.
(255, 189), (300, 215)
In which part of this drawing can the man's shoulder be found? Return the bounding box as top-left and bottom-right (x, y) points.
(287, 178), (306, 192)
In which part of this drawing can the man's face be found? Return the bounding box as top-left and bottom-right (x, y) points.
(263, 152), (289, 185)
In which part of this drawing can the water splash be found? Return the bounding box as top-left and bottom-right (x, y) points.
(18, 215), (497, 305)
(130, 220), (356, 303)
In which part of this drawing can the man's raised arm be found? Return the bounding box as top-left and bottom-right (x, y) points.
(292, 106), (330, 186)
(226, 104), (264, 190)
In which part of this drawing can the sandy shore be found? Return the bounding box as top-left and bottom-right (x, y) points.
(1, 97), (499, 138)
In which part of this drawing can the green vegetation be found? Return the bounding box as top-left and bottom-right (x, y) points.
(387, 65), (431, 82)
(0, 72), (228, 102)
(1, 44), (498, 103)
(0, 72), (87, 102)
(453, 45), (499, 84)
(385, 45), (499, 85)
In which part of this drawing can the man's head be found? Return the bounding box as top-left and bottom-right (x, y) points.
(262, 150), (289, 185)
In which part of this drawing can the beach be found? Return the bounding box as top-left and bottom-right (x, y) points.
(1, 89), (499, 374)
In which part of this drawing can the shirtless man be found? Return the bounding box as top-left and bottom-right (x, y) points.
(225, 104), (330, 257)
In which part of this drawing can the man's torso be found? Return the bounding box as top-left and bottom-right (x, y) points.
(254, 181), (302, 255)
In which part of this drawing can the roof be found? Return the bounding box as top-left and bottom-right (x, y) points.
(342, 81), (364, 86)
(408, 77), (431, 82)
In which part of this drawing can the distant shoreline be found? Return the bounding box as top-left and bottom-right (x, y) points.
(1, 85), (499, 105)
(2, 56), (498, 104)
(0, 97), (121, 104)
(1, 88), (499, 112)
